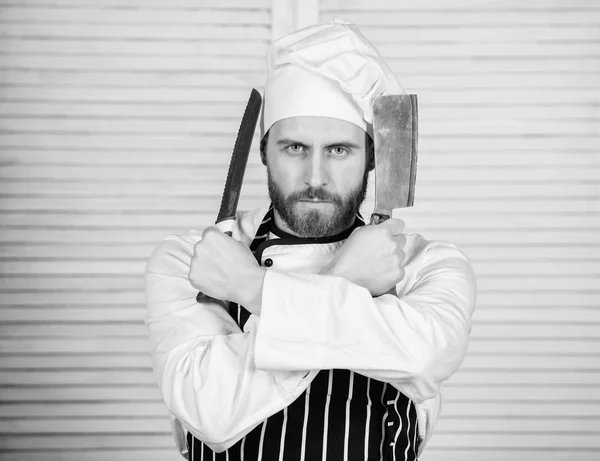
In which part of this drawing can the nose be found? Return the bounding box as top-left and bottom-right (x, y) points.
(305, 151), (328, 188)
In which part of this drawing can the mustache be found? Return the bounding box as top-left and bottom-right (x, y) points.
(288, 187), (341, 203)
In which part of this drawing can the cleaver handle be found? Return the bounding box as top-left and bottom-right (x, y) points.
(370, 213), (390, 225)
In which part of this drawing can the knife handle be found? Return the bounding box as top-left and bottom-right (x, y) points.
(368, 213), (400, 298)
(195, 223), (234, 304)
(370, 213), (390, 225)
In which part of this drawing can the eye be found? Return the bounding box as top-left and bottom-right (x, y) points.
(286, 144), (304, 153)
(331, 146), (348, 156)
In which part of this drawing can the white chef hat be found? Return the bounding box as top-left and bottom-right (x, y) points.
(261, 18), (404, 139)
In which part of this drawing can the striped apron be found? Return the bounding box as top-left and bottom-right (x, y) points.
(187, 207), (419, 461)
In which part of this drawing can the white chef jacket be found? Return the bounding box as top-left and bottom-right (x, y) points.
(144, 206), (477, 458)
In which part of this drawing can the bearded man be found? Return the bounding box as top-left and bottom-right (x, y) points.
(145, 19), (477, 461)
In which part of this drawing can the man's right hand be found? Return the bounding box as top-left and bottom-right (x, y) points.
(189, 227), (266, 315)
(322, 218), (407, 297)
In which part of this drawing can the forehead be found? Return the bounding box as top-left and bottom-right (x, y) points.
(269, 116), (366, 143)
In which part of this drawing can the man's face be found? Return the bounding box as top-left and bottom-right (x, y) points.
(262, 116), (371, 238)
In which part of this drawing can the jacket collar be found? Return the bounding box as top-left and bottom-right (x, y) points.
(251, 204), (365, 262)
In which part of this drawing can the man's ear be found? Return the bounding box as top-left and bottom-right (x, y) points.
(260, 149), (267, 166)
(367, 153), (375, 172)
(259, 133), (269, 166)
(366, 133), (375, 172)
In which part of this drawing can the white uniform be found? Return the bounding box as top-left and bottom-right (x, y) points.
(144, 206), (477, 458)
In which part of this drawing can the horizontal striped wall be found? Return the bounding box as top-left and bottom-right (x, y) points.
(0, 0), (272, 460)
(318, 0), (600, 460)
(1, 0), (599, 460)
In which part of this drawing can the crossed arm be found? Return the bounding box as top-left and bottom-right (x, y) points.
(144, 224), (477, 451)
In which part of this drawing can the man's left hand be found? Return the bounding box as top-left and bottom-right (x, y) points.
(188, 227), (266, 315)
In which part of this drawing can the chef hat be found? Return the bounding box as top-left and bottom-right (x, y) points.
(261, 18), (404, 138)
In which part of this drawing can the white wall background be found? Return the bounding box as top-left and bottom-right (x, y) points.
(0, 1), (598, 460)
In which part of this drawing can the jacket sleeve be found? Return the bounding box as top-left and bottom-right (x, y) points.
(254, 236), (477, 404)
(144, 231), (316, 452)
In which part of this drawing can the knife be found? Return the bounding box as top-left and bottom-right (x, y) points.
(196, 88), (262, 305)
(370, 94), (418, 225)
(215, 88), (263, 235)
(370, 94), (418, 297)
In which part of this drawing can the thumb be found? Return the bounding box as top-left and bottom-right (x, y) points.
(201, 226), (221, 240)
(381, 218), (405, 235)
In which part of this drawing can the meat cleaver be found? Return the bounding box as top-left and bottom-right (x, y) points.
(370, 94), (418, 225)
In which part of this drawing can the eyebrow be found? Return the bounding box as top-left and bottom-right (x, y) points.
(275, 139), (362, 150)
(324, 141), (361, 150)
(276, 138), (308, 147)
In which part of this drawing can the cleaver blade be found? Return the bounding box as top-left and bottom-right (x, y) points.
(370, 94), (418, 225)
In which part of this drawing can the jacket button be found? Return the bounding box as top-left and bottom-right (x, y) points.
(263, 258), (273, 267)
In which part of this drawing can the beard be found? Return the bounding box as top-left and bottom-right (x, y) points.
(267, 168), (369, 238)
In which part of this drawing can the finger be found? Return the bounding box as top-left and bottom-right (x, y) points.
(201, 226), (220, 239)
(394, 233), (407, 249)
(382, 218), (405, 235)
(397, 249), (406, 265)
(397, 266), (406, 283)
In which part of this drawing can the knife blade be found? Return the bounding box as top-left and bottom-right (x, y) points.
(215, 88), (263, 234)
(370, 94), (418, 225)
